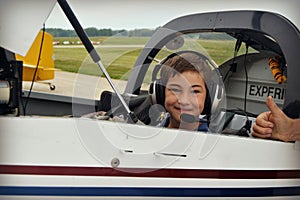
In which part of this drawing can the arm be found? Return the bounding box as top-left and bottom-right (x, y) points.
(252, 96), (300, 142)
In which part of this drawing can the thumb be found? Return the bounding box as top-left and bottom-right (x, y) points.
(266, 96), (281, 115)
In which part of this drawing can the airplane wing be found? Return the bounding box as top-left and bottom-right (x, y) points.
(0, 0), (56, 56)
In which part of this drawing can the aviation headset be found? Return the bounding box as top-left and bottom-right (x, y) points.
(149, 50), (224, 118)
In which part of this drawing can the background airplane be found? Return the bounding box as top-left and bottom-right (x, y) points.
(15, 30), (56, 90)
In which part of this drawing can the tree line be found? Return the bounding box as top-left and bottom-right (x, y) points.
(46, 27), (233, 40)
(45, 27), (157, 37)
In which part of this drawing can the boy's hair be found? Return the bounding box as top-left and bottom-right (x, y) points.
(160, 52), (212, 86)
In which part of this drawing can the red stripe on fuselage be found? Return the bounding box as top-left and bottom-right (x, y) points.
(0, 165), (299, 179)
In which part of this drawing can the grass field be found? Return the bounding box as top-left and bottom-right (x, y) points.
(54, 36), (252, 81)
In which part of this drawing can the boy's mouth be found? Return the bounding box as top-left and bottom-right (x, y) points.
(175, 106), (194, 114)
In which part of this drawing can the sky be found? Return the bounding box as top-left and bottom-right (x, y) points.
(46, 0), (208, 30)
(45, 0), (300, 30)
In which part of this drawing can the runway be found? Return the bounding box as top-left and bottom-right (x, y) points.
(54, 44), (144, 48)
(22, 70), (149, 100)
(22, 70), (125, 100)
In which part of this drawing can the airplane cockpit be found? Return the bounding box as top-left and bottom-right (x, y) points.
(82, 10), (299, 137)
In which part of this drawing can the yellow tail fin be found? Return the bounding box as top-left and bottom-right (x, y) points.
(16, 30), (55, 81)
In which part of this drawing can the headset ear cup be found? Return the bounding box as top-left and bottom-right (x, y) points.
(155, 79), (165, 106)
(202, 85), (212, 116)
(149, 80), (165, 106)
(149, 82), (156, 104)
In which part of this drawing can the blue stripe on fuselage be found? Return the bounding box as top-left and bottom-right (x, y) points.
(0, 186), (300, 197)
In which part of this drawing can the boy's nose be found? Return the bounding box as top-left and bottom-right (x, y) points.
(178, 92), (192, 105)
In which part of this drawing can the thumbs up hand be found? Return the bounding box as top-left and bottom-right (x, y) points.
(252, 96), (294, 142)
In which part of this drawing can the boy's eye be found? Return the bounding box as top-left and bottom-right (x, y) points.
(169, 88), (181, 93)
(192, 89), (201, 94)
(192, 88), (204, 94)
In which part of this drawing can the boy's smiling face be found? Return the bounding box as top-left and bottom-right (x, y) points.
(164, 70), (207, 129)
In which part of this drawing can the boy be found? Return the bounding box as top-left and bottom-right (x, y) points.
(157, 51), (212, 132)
